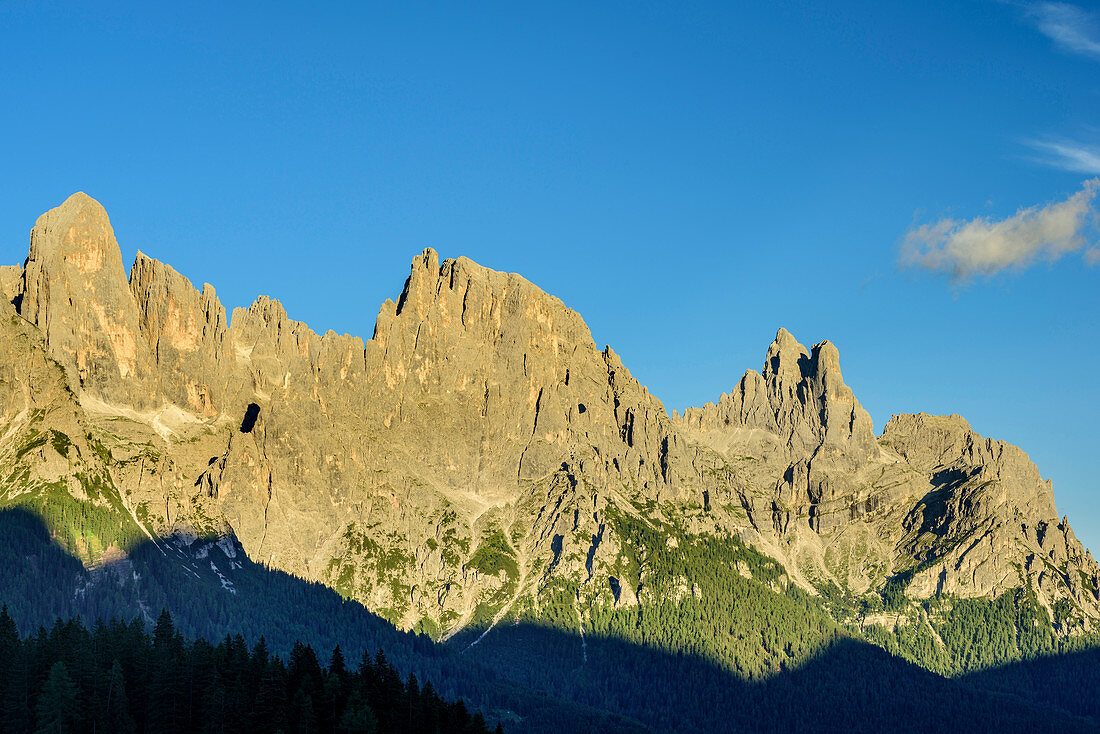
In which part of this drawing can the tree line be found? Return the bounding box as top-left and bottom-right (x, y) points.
(0, 606), (498, 734)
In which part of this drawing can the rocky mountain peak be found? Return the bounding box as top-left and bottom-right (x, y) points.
(17, 192), (156, 408)
(764, 327), (810, 383)
(881, 412), (1058, 523)
(395, 247), (442, 319)
(678, 328), (875, 459)
(812, 339), (842, 373)
(243, 294), (291, 325)
(763, 330), (845, 400)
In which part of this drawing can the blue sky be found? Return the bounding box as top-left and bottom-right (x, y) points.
(1, 2), (1098, 548)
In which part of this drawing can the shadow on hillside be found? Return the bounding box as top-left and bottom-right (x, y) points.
(0, 507), (645, 733)
(1, 506), (1099, 734)
(964, 647), (1100, 722)
(462, 620), (1100, 734)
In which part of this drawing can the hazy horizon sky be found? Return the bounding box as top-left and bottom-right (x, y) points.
(2, 2), (1098, 550)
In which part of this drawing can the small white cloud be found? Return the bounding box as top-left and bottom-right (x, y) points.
(899, 180), (1099, 281)
(1028, 138), (1100, 174)
(1028, 3), (1100, 59)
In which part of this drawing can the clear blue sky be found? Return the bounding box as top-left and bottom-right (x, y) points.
(2, 2), (1098, 549)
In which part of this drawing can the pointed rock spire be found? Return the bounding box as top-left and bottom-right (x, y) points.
(764, 327), (810, 383)
(683, 328), (874, 455)
(395, 248), (441, 319)
(18, 192), (155, 407)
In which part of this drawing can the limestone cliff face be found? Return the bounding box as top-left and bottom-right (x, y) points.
(882, 413), (1058, 525)
(365, 249), (686, 498)
(0, 265), (21, 306)
(679, 328), (876, 461)
(0, 296), (144, 561)
(0, 307), (88, 490)
(677, 329), (891, 539)
(129, 252), (233, 416)
(4, 192), (1097, 636)
(676, 333), (1100, 622)
(197, 247), (695, 625)
(18, 193), (156, 408)
(881, 414), (1098, 618)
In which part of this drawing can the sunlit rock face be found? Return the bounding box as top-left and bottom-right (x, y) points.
(18, 193), (157, 408)
(675, 327), (1099, 620)
(3, 191), (1097, 636)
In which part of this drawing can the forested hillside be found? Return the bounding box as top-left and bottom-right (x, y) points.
(462, 507), (1100, 733)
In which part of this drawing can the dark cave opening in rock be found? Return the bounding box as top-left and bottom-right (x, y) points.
(240, 403), (260, 433)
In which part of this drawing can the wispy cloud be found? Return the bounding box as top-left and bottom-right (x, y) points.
(899, 180), (1099, 281)
(1028, 3), (1100, 59)
(1026, 138), (1100, 174)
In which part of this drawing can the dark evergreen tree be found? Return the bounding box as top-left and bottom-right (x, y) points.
(99, 659), (136, 734)
(252, 666), (290, 734)
(291, 686), (317, 734)
(0, 605), (31, 732)
(35, 661), (79, 734)
(337, 693), (378, 734)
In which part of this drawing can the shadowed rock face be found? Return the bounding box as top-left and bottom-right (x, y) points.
(2, 191), (1097, 635)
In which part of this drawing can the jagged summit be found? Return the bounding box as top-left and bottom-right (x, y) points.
(18, 190), (157, 407)
(764, 327), (809, 382)
(2, 193), (1097, 640)
(38, 190), (105, 220)
(678, 328), (876, 460)
(6, 196), (690, 617)
(673, 328), (1098, 618)
(762, 328), (841, 380)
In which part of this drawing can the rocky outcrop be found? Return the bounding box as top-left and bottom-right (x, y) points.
(679, 329), (876, 460)
(676, 329), (890, 538)
(0, 305), (114, 518)
(881, 413), (1099, 619)
(0, 265), (21, 308)
(361, 249), (687, 497)
(882, 413), (1058, 525)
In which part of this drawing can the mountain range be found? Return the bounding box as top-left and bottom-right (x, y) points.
(2, 192), (1098, 732)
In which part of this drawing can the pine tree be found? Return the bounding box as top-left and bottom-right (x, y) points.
(35, 661), (79, 734)
(250, 637), (271, 679)
(338, 692), (377, 734)
(102, 659), (136, 734)
(153, 608), (176, 651)
(0, 605), (31, 732)
(290, 686), (316, 734)
(252, 666), (289, 734)
(149, 609), (184, 734)
(200, 671), (228, 734)
(330, 646), (347, 679)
